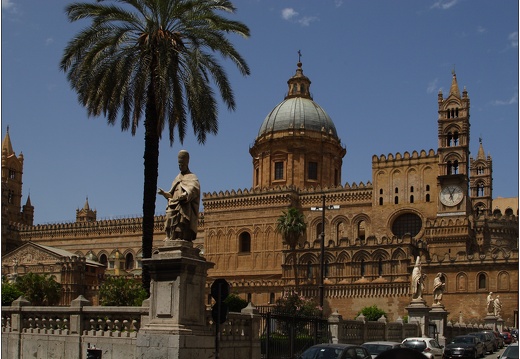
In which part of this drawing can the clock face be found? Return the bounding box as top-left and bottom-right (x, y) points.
(440, 185), (464, 207)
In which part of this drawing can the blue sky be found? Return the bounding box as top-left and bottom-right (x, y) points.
(1, 0), (518, 225)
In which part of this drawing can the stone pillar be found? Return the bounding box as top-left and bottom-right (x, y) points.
(484, 314), (498, 331)
(429, 304), (449, 346)
(328, 310), (342, 344)
(406, 298), (430, 338)
(136, 240), (215, 359)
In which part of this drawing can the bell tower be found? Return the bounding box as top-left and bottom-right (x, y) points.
(1, 127), (34, 226)
(469, 138), (493, 217)
(436, 72), (471, 216)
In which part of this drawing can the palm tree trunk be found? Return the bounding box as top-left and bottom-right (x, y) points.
(141, 73), (160, 296)
(292, 248), (299, 293)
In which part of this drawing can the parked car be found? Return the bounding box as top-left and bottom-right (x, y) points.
(468, 332), (495, 354)
(481, 330), (504, 351)
(497, 342), (518, 359)
(361, 341), (405, 359)
(443, 335), (485, 359)
(401, 337), (444, 359)
(298, 343), (371, 359)
(502, 332), (514, 345)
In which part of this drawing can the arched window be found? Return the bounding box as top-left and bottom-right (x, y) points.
(378, 258), (383, 276)
(99, 254), (108, 267)
(478, 183), (485, 197)
(307, 261), (313, 280)
(269, 293), (275, 304)
(316, 223), (323, 238)
(360, 259), (365, 277)
(394, 196), (399, 204)
(410, 195), (414, 203)
(426, 194), (430, 202)
(239, 232), (251, 253)
(379, 197), (383, 205)
(125, 253), (134, 270)
(358, 221), (366, 241)
(478, 273), (487, 290)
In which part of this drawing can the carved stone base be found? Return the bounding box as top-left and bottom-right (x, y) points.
(136, 239), (215, 358)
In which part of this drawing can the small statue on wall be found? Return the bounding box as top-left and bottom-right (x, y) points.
(411, 256), (424, 300)
(158, 150), (200, 242)
(493, 295), (502, 317)
(486, 292), (494, 315)
(432, 273), (445, 305)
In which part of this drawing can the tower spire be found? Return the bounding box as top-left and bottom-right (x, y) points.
(449, 70), (461, 99)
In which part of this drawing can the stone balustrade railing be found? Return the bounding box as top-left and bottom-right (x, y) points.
(1, 296), (261, 359)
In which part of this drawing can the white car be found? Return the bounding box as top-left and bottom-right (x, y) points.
(402, 337), (444, 359)
(497, 342), (518, 359)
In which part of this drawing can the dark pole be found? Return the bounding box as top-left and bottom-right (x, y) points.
(319, 194), (325, 316)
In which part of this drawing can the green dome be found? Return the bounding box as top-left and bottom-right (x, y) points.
(258, 97), (338, 139)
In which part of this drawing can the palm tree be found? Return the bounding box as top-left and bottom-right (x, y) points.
(60, 0), (250, 294)
(276, 207), (307, 292)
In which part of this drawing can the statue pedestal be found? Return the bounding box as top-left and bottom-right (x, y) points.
(484, 314), (500, 331)
(136, 240), (215, 359)
(406, 299), (430, 337)
(429, 304), (449, 346)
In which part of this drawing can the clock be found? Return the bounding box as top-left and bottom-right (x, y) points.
(440, 185), (464, 207)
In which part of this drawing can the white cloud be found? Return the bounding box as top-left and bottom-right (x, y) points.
(298, 16), (318, 27)
(509, 31), (518, 48)
(493, 92), (518, 106)
(427, 78), (439, 94)
(430, 0), (458, 10)
(281, 8), (298, 21)
(477, 26), (486, 34)
(2, 0), (16, 12)
(334, 0), (344, 7)
(281, 7), (318, 27)
(45, 38), (54, 46)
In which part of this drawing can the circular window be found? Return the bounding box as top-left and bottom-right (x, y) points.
(391, 213), (422, 238)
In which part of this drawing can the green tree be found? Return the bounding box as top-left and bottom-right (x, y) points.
(60, 0), (250, 294)
(1, 279), (23, 306)
(224, 292), (248, 312)
(276, 208), (307, 292)
(99, 276), (148, 306)
(357, 305), (386, 321)
(14, 273), (61, 306)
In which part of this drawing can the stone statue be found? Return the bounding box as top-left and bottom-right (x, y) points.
(411, 256), (423, 300)
(494, 295), (502, 317)
(432, 272), (445, 305)
(487, 292), (494, 314)
(158, 150), (200, 242)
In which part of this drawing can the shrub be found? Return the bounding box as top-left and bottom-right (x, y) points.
(224, 293), (249, 312)
(99, 276), (148, 306)
(1, 281), (23, 306)
(357, 305), (386, 321)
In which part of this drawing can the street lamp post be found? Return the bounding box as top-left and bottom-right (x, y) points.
(311, 194), (340, 315)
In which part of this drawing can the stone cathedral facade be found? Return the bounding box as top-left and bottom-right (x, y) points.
(2, 63), (518, 326)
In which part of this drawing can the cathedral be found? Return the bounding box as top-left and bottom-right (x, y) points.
(2, 62), (518, 326)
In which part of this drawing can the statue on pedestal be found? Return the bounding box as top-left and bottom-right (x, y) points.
(158, 150), (200, 242)
(432, 273), (445, 305)
(494, 295), (502, 317)
(411, 257), (424, 300)
(486, 292), (494, 314)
